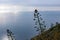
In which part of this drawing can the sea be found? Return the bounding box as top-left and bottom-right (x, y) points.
(0, 11), (60, 40)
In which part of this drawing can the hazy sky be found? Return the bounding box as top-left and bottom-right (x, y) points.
(0, 0), (60, 14)
(0, 0), (60, 6)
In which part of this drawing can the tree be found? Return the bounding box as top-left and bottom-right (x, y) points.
(7, 29), (16, 40)
(33, 9), (46, 34)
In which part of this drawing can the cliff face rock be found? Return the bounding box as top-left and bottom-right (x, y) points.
(31, 24), (60, 40)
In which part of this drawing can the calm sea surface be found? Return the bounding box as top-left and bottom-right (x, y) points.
(0, 11), (60, 40)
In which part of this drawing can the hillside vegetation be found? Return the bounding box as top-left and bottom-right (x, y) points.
(31, 23), (60, 40)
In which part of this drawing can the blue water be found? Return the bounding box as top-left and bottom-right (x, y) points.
(0, 11), (60, 40)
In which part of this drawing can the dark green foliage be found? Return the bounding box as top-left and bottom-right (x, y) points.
(31, 23), (60, 40)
